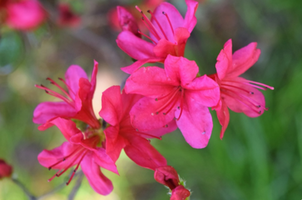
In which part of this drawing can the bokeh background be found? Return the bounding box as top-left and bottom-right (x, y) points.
(0, 0), (302, 199)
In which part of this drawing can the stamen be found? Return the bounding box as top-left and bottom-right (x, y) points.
(176, 89), (185, 120)
(155, 87), (181, 114)
(221, 83), (252, 94)
(138, 30), (157, 44)
(58, 78), (76, 97)
(148, 10), (168, 40)
(246, 80), (274, 90)
(66, 151), (87, 185)
(162, 12), (174, 35)
(47, 77), (72, 99)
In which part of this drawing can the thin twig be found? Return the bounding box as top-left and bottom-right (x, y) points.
(11, 178), (37, 200)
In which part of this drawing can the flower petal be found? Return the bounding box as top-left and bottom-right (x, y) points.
(65, 65), (88, 100)
(124, 134), (167, 170)
(228, 42), (261, 78)
(99, 86), (122, 126)
(183, 0), (198, 33)
(185, 74), (220, 107)
(130, 97), (176, 132)
(215, 39), (233, 80)
(50, 118), (80, 141)
(92, 148), (119, 174)
(104, 126), (126, 163)
(214, 100), (230, 139)
(81, 155), (113, 195)
(176, 96), (213, 148)
(222, 77), (266, 117)
(33, 101), (76, 125)
(121, 57), (163, 74)
(154, 166), (179, 190)
(125, 66), (177, 98)
(164, 55), (199, 86)
(151, 2), (184, 42)
(116, 31), (155, 60)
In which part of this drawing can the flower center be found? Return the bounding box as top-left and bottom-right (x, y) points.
(152, 86), (184, 120)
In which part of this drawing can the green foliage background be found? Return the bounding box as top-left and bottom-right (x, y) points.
(0, 0), (301, 199)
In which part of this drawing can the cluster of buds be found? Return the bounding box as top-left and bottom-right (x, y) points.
(33, 0), (273, 199)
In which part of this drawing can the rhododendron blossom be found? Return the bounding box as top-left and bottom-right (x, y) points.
(99, 86), (169, 169)
(57, 3), (81, 27)
(33, 61), (99, 130)
(0, 0), (46, 31)
(38, 118), (117, 195)
(125, 55), (220, 148)
(210, 39), (274, 138)
(116, 0), (198, 74)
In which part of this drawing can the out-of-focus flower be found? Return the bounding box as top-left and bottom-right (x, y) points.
(116, 0), (199, 74)
(107, 0), (164, 32)
(0, 159), (13, 179)
(38, 118), (117, 195)
(0, 0), (46, 31)
(210, 39), (274, 138)
(57, 3), (80, 28)
(154, 166), (190, 200)
(125, 55), (220, 148)
(99, 86), (169, 170)
(33, 61), (100, 130)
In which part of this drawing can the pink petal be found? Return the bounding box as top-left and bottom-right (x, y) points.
(33, 102), (76, 125)
(125, 66), (177, 98)
(121, 57), (163, 74)
(104, 126), (126, 162)
(173, 27), (190, 56)
(171, 185), (191, 200)
(153, 39), (178, 58)
(5, 0), (46, 30)
(185, 75), (220, 107)
(151, 2), (184, 43)
(92, 148), (119, 174)
(116, 31), (155, 60)
(38, 142), (83, 170)
(176, 97), (213, 148)
(65, 65), (88, 100)
(50, 118), (81, 141)
(183, 0), (199, 33)
(227, 42), (261, 78)
(124, 135), (167, 170)
(214, 100), (230, 139)
(99, 86), (122, 126)
(215, 39), (233, 80)
(146, 119), (177, 138)
(164, 55), (199, 86)
(130, 97), (176, 132)
(222, 77), (266, 117)
(81, 155), (113, 195)
(89, 60), (98, 100)
(117, 6), (140, 37)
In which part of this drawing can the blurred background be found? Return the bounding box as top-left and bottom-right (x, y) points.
(0, 0), (302, 199)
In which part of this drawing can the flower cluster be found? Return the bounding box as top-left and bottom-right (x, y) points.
(34, 0), (273, 199)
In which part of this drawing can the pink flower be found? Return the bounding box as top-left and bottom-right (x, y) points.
(33, 61), (100, 130)
(116, 0), (199, 74)
(210, 39), (274, 138)
(99, 86), (169, 170)
(154, 166), (190, 200)
(2, 0), (46, 31)
(0, 159), (13, 179)
(57, 3), (81, 28)
(38, 118), (117, 195)
(124, 55), (220, 148)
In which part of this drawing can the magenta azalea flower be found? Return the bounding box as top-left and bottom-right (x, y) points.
(38, 118), (117, 195)
(99, 86), (169, 170)
(2, 0), (46, 31)
(33, 61), (100, 130)
(124, 55), (220, 148)
(210, 39), (274, 139)
(57, 3), (81, 28)
(116, 0), (198, 74)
